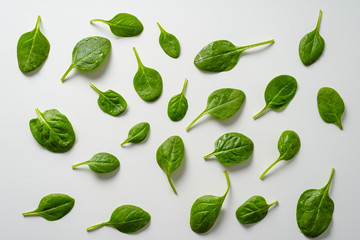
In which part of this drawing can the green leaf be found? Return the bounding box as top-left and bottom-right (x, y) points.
(253, 75), (297, 119)
(317, 87), (345, 130)
(133, 47), (163, 101)
(156, 136), (185, 194)
(186, 88), (245, 131)
(167, 78), (188, 121)
(29, 108), (76, 153)
(121, 122), (150, 146)
(204, 132), (254, 165)
(296, 168), (335, 238)
(194, 39), (274, 72)
(72, 152), (120, 174)
(157, 22), (180, 58)
(299, 10), (325, 66)
(90, 13), (143, 37)
(61, 36), (111, 82)
(23, 193), (75, 221)
(87, 205), (150, 233)
(260, 130), (301, 179)
(190, 170), (230, 233)
(235, 196), (278, 224)
(17, 15), (50, 73)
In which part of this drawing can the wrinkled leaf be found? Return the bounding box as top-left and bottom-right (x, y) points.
(157, 22), (180, 58)
(121, 122), (150, 146)
(167, 78), (188, 121)
(72, 152), (120, 174)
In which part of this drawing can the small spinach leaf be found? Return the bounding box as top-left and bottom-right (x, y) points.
(299, 10), (325, 66)
(317, 87), (345, 130)
(186, 88), (245, 131)
(90, 13), (143, 37)
(89, 82), (127, 116)
(204, 132), (254, 165)
(253, 75), (297, 119)
(194, 39), (274, 72)
(297, 168), (335, 238)
(157, 22), (180, 58)
(29, 108), (76, 153)
(61, 36), (111, 82)
(17, 15), (50, 73)
(156, 136), (185, 194)
(260, 130), (301, 179)
(133, 47), (163, 101)
(23, 193), (75, 221)
(190, 170), (230, 233)
(236, 196), (278, 224)
(72, 152), (120, 174)
(87, 205), (150, 233)
(121, 122), (150, 146)
(167, 78), (188, 121)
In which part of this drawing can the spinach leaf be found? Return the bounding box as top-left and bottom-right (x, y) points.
(29, 108), (76, 153)
(90, 13), (143, 37)
(89, 82), (127, 116)
(61, 36), (111, 82)
(157, 22), (180, 58)
(17, 15), (50, 73)
(121, 122), (150, 146)
(87, 205), (150, 233)
(297, 168), (335, 238)
(260, 130), (301, 179)
(190, 170), (230, 233)
(23, 193), (74, 221)
(167, 78), (188, 121)
(156, 136), (185, 194)
(72, 152), (120, 173)
(235, 196), (278, 224)
(317, 87), (345, 130)
(186, 88), (245, 131)
(204, 132), (254, 165)
(194, 39), (274, 72)
(299, 10), (325, 66)
(133, 47), (163, 101)
(253, 75), (297, 119)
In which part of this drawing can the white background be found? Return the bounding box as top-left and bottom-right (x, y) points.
(1, 0), (359, 239)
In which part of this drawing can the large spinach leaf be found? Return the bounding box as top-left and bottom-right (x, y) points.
(157, 22), (180, 58)
(121, 122), (150, 146)
(72, 152), (120, 174)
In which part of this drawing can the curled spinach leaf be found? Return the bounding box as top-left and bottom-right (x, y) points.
(204, 132), (254, 165)
(236, 196), (278, 224)
(61, 36), (111, 82)
(17, 15), (50, 73)
(253, 75), (297, 119)
(90, 13), (143, 37)
(121, 122), (150, 146)
(167, 78), (188, 121)
(186, 88), (245, 131)
(72, 152), (120, 174)
(23, 193), (75, 221)
(297, 168), (335, 238)
(260, 130), (301, 179)
(157, 22), (180, 58)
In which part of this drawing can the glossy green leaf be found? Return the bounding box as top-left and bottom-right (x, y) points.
(90, 13), (143, 37)
(23, 193), (75, 221)
(167, 78), (188, 121)
(297, 168), (335, 238)
(194, 39), (274, 72)
(260, 130), (301, 179)
(299, 10), (325, 66)
(157, 22), (180, 58)
(121, 122), (150, 146)
(133, 47), (163, 101)
(204, 132), (254, 165)
(236, 196), (278, 224)
(186, 88), (245, 131)
(190, 170), (230, 233)
(17, 16), (50, 73)
(87, 205), (150, 233)
(156, 136), (185, 194)
(61, 36), (111, 82)
(89, 82), (127, 116)
(72, 152), (120, 174)
(317, 87), (345, 130)
(253, 75), (297, 119)
(29, 108), (76, 153)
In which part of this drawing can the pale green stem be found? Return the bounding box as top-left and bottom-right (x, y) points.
(167, 174), (177, 195)
(90, 19), (107, 24)
(35, 15), (41, 31)
(268, 200), (278, 208)
(222, 170), (230, 199)
(35, 108), (42, 120)
(253, 105), (269, 119)
(185, 110), (206, 131)
(72, 161), (88, 169)
(324, 168), (335, 192)
(316, 10), (323, 33)
(259, 157), (282, 180)
(23, 211), (37, 216)
(335, 119), (343, 130)
(86, 222), (107, 231)
(157, 22), (165, 33)
(61, 65), (74, 82)
(181, 78), (188, 95)
(203, 152), (215, 159)
(133, 47), (144, 69)
(120, 138), (130, 147)
(238, 39), (274, 51)
(89, 82), (102, 95)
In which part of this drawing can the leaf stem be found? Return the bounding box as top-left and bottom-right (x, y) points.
(259, 157), (282, 180)
(23, 211), (37, 216)
(90, 19), (107, 24)
(157, 22), (165, 33)
(181, 78), (188, 95)
(203, 152), (215, 159)
(253, 105), (269, 119)
(86, 222), (107, 231)
(120, 138), (129, 147)
(61, 65), (74, 82)
(185, 110), (206, 131)
(324, 168), (335, 192)
(35, 15), (41, 31)
(268, 200), (278, 208)
(239, 39), (274, 51)
(316, 10), (323, 32)
(335, 118), (343, 130)
(167, 174), (177, 195)
(89, 82), (102, 95)
(72, 161), (88, 169)
(223, 170), (230, 198)
(133, 47), (144, 68)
